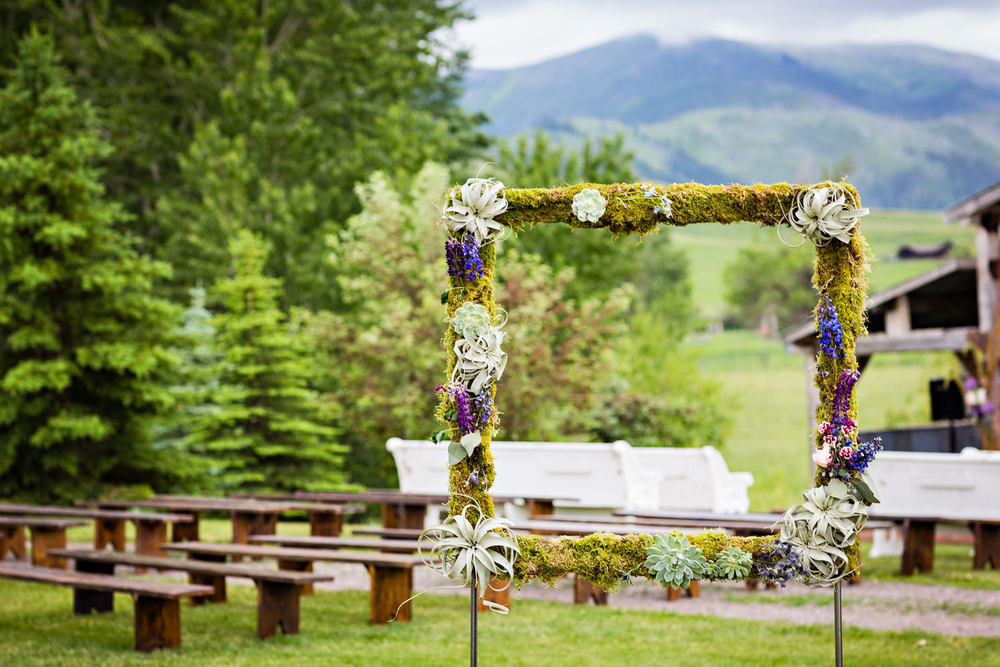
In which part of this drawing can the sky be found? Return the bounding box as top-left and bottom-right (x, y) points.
(453, 0), (1000, 70)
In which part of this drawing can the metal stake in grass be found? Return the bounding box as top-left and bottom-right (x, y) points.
(834, 581), (843, 667)
(470, 582), (478, 667)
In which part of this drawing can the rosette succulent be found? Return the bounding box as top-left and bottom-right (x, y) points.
(452, 302), (492, 340)
(571, 188), (607, 223)
(442, 177), (509, 244)
(644, 534), (709, 588)
(710, 546), (753, 580)
(787, 181), (869, 246)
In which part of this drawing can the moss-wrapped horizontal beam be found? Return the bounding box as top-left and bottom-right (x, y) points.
(495, 182), (852, 236)
(514, 531), (777, 591)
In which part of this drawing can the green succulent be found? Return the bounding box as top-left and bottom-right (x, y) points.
(710, 546), (753, 580)
(644, 534), (709, 589)
(451, 302), (492, 340)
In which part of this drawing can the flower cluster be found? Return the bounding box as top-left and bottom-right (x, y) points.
(642, 185), (672, 217)
(816, 298), (844, 360)
(471, 391), (493, 431)
(831, 369), (860, 426)
(445, 237), (484, 283)
(812, 369), (882, 482)
(437, 383), (474, 435)
(964, 377), (994, 418)
(754, 539), (807, 587)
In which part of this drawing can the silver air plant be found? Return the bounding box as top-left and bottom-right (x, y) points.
(452, 308), (508, 395)
(644, 533), (709, 589)
(443, 177), (510, 244)
(783, 181), (869, 246)
(778, 478), (869, 585)
(419, 499), (520, 613)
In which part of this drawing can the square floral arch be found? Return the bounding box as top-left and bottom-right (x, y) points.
(427, 178), (882, 601)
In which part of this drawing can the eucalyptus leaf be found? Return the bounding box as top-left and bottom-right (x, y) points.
(430, 430), (447, 444)
(460, 431), (482, 457)
(448, 441), (467, 465)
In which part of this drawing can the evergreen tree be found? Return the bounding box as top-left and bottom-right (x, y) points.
(0, 32), (178, 502)
(187, 230), (347, 493)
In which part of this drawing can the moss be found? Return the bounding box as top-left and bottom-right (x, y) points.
(513, 532), (776, 590)
(500, 182), (802, 236)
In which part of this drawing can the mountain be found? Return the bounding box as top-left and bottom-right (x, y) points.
(461, 36), (1000, 209)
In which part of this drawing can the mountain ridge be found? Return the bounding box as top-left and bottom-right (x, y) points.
(461, 35), (1000, 208)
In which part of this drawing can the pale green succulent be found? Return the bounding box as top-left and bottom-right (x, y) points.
(787, 181), (869, 246)
(644, 534), (709, 589)
(710, 546), (753, 581)
(571, 188), (607, 223)
(452, 302), (492, 340)
(420, 501), (520, 611)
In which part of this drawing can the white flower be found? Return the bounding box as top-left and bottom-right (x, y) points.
(442, 177), (509, 244)
(571, 188), (607, 223)
(812, 444), (832, 468)
(786, 181), (869, 246)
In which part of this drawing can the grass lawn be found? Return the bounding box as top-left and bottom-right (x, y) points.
(862, 543), (1000, 591)
(1, 581), (999, 666)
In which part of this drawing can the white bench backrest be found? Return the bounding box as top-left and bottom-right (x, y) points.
(866, 449), (1000, 521)
(385, 439), (659, 511)
(631, 446), (753, 513)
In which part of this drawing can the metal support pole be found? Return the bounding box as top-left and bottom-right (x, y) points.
(470, 583), (478, 667)
(834, 581), (843, 667)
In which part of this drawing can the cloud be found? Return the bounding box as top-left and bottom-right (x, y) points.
(454, 0), (1000, 69)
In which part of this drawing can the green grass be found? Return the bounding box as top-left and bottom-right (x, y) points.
(862, 543), (1000, 591)
(672, 208), (975, 318)
(2, 581), (999, 666)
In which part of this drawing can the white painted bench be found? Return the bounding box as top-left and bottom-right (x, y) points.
(866, 449), (1000, 569)
(631, 446), (754, 514)
(386, 439), (660, 522)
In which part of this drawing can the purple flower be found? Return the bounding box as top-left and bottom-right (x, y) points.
(832, 370), (860, 427)
(471, 391), (493, 430)
(965, 377), (979, 391)
(461, 235), (484, 281)
(847, 437), (882, 474)
(817, 298), (844, 360)
(436, 382), (474, 435)
(754, 540), (806, 587)
(445, 238), (463, 279)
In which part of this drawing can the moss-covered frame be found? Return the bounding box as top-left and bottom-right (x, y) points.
(439, 181), (868, 591)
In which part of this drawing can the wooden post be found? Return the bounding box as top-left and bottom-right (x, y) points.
(369, 565), (412, 624)
(900, 520), (936, 575)
(134, 596), (181, 652)
(527, 499), (555, 517)
(479, 578), (513, 611)
(134, 520), (168, 567)
(972, 522), (1000, 570)
(277, 558), (315, 595)
(171, 512), (200, 543)
(187, 572), (227, 604)
(73, 560), (116, 614)
(30, 527), (67, 569)
(0, 525), (26, 560)
(572, 575), (607, 605)
(93, 518), (126, 551)
(308, 510), (343, 538)
(381, 503), (426, 530)
(257, 581), (301, 639)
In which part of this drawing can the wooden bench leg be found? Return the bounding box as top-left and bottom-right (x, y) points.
(31, 527), (67, 569)
(479, 578), (513, 611)
(972, 522), (1000, 570)
(381, 504), (426, 530)
(189, 552), (228, 604)
(278, 559), (315, 595)
(134, 596), (181, 652)
(257, 581), (300, 639)
(135, 521), (167, 557)
(171, 512), (200, 543)
(73, 560), (116, 614)
(369, 565), (412, 624)
(94, 518), (126, 551)
(308, 511), (343, 538)
(1, 525), (26, 560)
(527, 499), (555, 517)
(901, 520), (936, 575)
(572, 575), (607, 605)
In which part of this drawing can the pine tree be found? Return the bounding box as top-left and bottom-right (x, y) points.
(187, 230), (347, 493)
(0, 31), (179, 502)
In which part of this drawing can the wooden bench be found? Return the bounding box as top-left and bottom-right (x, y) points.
(0, 563), (212, 651)
(163, 541), (428, 624)
(0, 503), (191, 559)
(49, 549), (331, 639)
(0, 517), (87, 567)
(248, 535), (422, 553)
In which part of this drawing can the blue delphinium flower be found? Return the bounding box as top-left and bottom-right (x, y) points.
(461, 235), (484, 281)
(817, 298), (844, 359)
(471, 391), (493, 430)
(848, 437), (882, 474)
